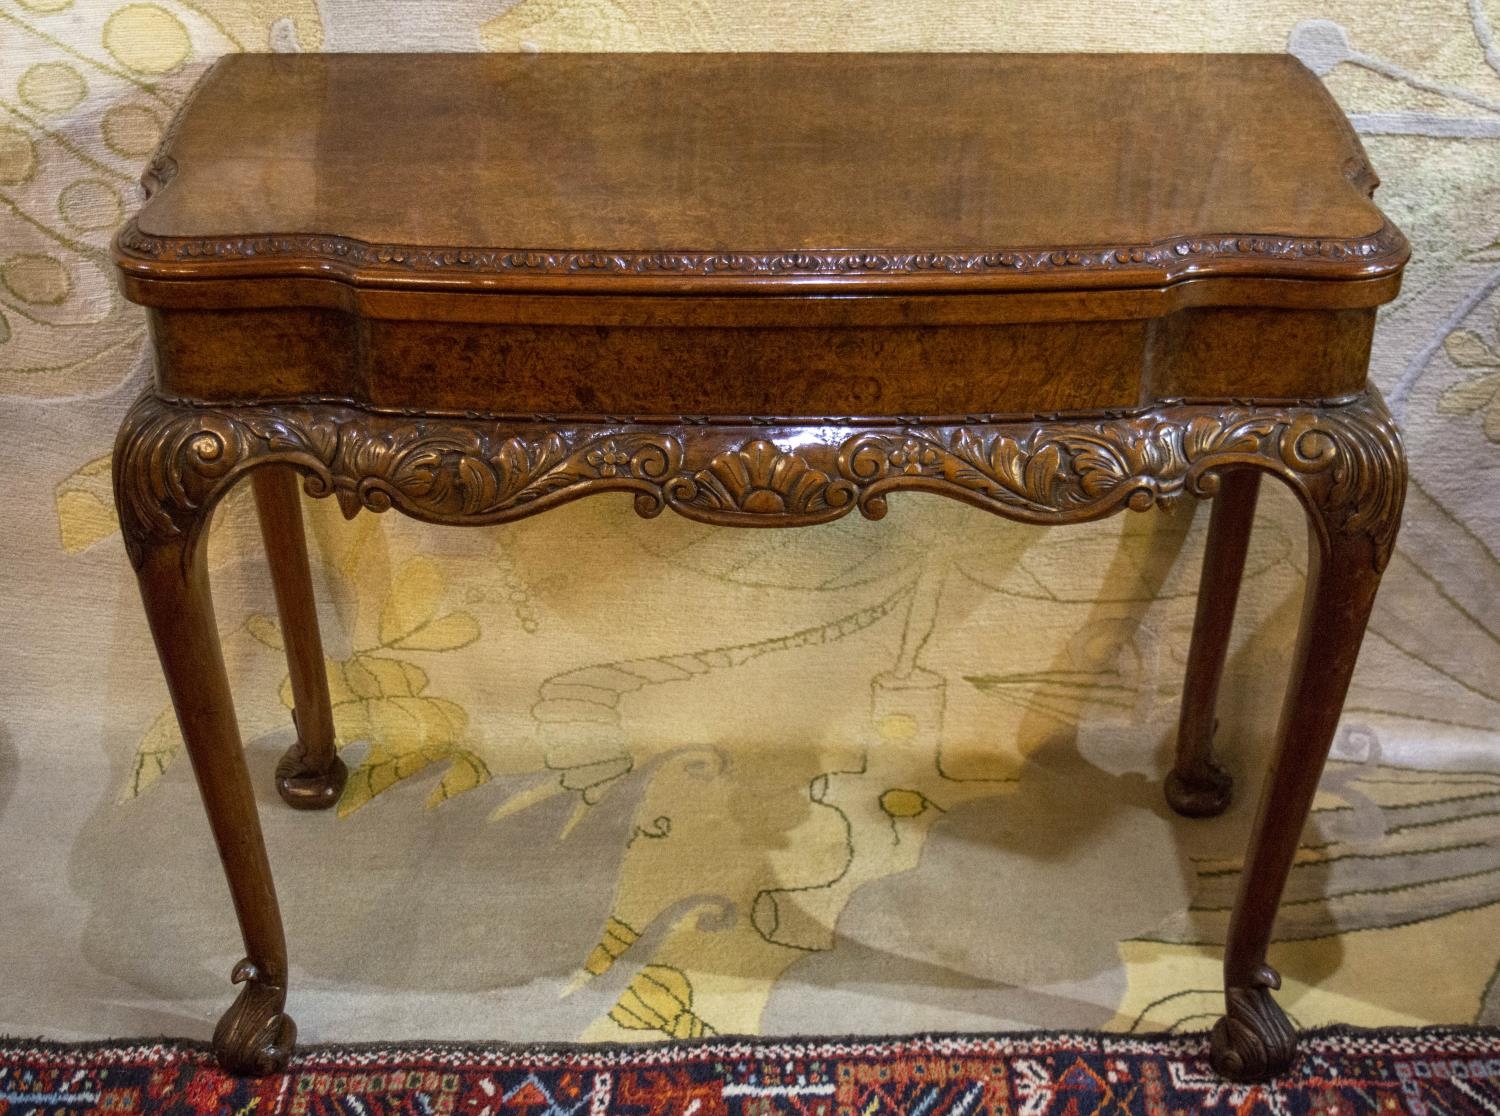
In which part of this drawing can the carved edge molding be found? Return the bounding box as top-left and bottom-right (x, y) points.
(114, 218), (1410, 285)
(112, 389), (1405, 574)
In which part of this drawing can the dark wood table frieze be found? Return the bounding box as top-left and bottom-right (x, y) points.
(110, 53), (1409, 1082)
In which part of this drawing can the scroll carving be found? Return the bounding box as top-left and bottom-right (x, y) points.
(1210, 964), (1298, 1081)
(836, 399), (1405, 568)
(113, 390), (1404, 572)
(112, 398), (685, 568)
(211, 959), (295, 1077)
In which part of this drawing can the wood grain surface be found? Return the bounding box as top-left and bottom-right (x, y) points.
(115, 52), (1407, 296)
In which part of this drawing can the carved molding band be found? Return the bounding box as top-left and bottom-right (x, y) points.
(113, 390), (1405, 571)
(114, 218), (1409, 286)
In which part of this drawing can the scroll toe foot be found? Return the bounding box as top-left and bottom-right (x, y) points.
(212, 960), (296, 1076)
(1209, 965), (1296, 1082)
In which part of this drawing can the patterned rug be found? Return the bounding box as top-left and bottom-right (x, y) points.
(3, 1029), (1498, 1115)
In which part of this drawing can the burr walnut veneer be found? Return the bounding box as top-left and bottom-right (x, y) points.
(112, 53), (1409, 1082)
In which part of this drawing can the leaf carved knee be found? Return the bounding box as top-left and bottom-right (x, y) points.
(112, 392), (327, 573)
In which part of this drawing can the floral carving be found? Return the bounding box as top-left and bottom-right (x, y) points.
(888, 438), (944, 475)
(111, 396), (685, 569)
(585, 440), (635, 478)
(841, 414), (1283, 517)
(836, 401), (1403, 569)
(114, 390), (1404, 573)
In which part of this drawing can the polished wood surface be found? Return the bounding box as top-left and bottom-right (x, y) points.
(1168, 471), (1260, 819)
(111, 52), (1409, 1084)
(142, 303), (1383, 416)
(115, 53), (1408, 414)
(251, 469), (347, 810)
(118, 53), (1403, 294)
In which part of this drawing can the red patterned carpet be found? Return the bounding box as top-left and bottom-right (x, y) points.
(1, 1029), (1497, 1114)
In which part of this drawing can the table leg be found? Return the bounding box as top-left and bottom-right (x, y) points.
(252, 468), (346, 810)
(114, 396), (307, 1075)
(1167, 470), (1260, 817)
(130, 532), (296, 1075)
(1209, 465), (1399, 1081)
(110, 388), (1405, 1079)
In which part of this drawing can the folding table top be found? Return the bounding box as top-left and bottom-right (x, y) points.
(115, 52), (1406, 301)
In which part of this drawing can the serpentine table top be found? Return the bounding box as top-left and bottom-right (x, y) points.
(116, 52), (1405, 419)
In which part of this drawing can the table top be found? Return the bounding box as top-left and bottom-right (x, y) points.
(115, 52), (1406, 300)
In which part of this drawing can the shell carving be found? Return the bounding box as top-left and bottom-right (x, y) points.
(666, 440), (856, 521)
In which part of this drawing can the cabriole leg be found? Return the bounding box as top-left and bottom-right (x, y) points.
(1167, 469), (1260, 818)
(131, 532), (296, 1075)
(1209, 438), (1402, 1080)
(252, 467), (346, 811)
(114, 395), (303, 1075)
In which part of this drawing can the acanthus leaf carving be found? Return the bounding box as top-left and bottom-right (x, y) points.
(839, 412), (1287, 519)
(113, 390), (1405, 575)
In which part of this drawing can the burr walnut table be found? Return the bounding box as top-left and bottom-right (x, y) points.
(112, 53), (1408, 1081)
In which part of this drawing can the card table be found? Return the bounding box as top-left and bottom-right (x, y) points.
(111, 52), (1408, 1080)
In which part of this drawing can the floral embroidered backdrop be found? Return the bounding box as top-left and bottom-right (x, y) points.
(2, 0), (1498, 1046)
